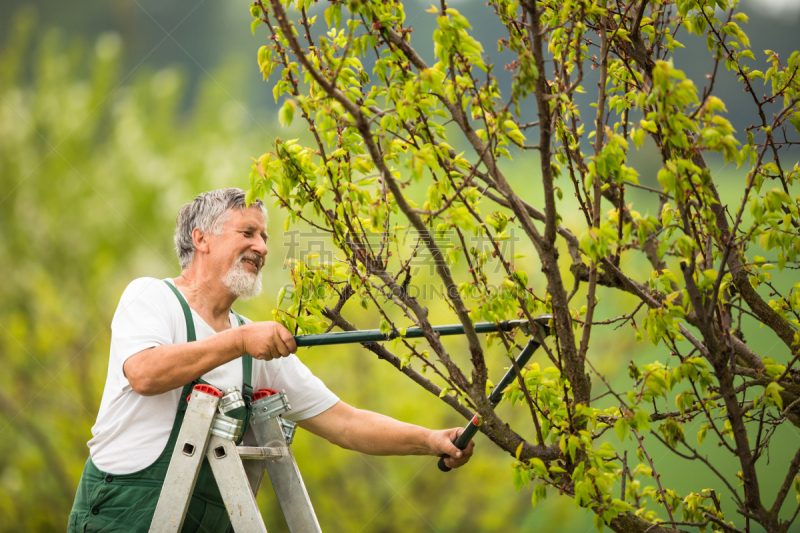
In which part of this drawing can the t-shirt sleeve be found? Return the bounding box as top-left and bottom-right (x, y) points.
(110, 278), (177, 388)
(265, 355), (339, 422)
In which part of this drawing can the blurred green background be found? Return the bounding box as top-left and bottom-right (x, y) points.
(1, 1), (799, 531)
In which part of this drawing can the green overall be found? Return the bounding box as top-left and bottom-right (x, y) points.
(68, 280), (254, 533)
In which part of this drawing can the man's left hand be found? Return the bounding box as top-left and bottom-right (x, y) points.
(428, 428), (475, 469)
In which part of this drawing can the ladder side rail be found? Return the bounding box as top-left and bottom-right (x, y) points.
(206, 436), (269, 533)
(149, 390), (219, 533)
(251, 416), (322, 533)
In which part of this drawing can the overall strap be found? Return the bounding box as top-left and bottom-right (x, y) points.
(231, 310), (254, 445)
(163, 279), (196, 342)
(231, 310), (254, 400)
(163, 280), (199, 416)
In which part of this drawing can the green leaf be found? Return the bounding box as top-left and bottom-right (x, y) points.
(614, 418), (629, 442)
(279, 99), (296, 127)
(512, 466), (525, 491)
(611, 498), (634, 512)
(571, 460), (585, 482)
(568, 436), (579, 462)
(594, 514), (605, 533)
(793, 476), (800, 503)
(633, 410), (650, 431)
(529, 457), (548, 477)
(532, 484), (547, 508)
(276, 286), (287, 307)
(698, 424), (709, 445)
(766, 382), (784, 409)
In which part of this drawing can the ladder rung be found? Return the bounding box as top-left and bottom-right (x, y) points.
(237, 446), (286, 459)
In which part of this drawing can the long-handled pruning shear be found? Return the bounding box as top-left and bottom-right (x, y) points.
(293, 315), (553, 472)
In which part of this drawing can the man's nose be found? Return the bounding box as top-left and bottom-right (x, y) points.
(253, 239), (268, 257)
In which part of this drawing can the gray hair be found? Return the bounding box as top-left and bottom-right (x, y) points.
(174, 188), (267, 269)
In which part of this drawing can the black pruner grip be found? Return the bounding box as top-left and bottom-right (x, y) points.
(438, 417), (480, 472)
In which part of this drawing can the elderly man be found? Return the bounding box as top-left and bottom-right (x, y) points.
(68, 188), (473, 532)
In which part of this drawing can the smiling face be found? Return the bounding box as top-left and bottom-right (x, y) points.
(206, 206), (269, 300)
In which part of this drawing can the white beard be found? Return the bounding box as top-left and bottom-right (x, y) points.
(222, 255), (263, 301)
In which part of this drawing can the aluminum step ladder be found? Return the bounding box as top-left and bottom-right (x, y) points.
(149, 384), (321, 533)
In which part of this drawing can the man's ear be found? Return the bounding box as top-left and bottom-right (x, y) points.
(192, 227), (211, 255)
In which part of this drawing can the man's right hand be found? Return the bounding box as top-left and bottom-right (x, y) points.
(239, 321), (297, 360)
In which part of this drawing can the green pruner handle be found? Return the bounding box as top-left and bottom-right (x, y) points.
(437, 453), (456, 472)
(437, 419), (479, 472)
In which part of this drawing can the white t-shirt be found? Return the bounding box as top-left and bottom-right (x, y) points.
(88, 277), (339, 474)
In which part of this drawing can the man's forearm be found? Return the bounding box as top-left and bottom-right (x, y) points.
(298, 402), (436, 456)
(123, 327), (244, 396)
(338, 410), (435, 456)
